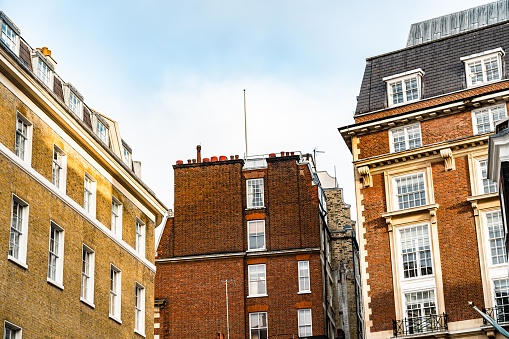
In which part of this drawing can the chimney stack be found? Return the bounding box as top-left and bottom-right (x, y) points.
(197, 145), (202, 163)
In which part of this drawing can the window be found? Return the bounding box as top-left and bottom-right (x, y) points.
(9, 196), (29, 267)
(96, 120), (108, 144)
(461, 48), (504, 87)
(247, 178), (264, 208)
(69, 91), (82, 118)
(383, 69), (424, 107)
(298, 261), (311, 293)
(52, 146), (66, 191)
(249, 312), (268, 339)
(298, 309), (312, 337)
(111, 198), (122, 237)
(473, 104), (507, 135)
(123, 147), (132, 168)
(390, 124), (422, 153)
(37, 58), (51, 87)
(248, 264), (267, 297)
(81, 245), (95, 305)
(248, 220), (265, 251)
(494, 279), (509, 323)
(135, 283), (145, 335)
(3, 321), (21, 339)
(486, 211), (506, 266)
(404, 290), (437, 334)
(479, 160), (497, 194)
(394, 173), (427, 210)
(14, 115), (31, 162)
(83, 174), (96, 216)
(400, 225), (433, 279)
(109, 265), (122, 321)
(135, 220), (145, 256)
(47, 222), (64, 286)
(1, 20), (18, 53)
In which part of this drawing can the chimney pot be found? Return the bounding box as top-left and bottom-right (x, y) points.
(41, 46), (51, 56)
(203, 158), (210, 162)
(211, 156), (218, 162)
(176, 160), (183, 165)
(235, 155), (239, 160)
(291, 151), (294, 156)
(197, 145), (202, 163)
(281, 151), (285, 157)
(187, 159), (191, 164)
(192, 159), (196, 163)
(230, 155), (234, 160)
(219, 155), (227, 161)
(269, 153), (276, 157)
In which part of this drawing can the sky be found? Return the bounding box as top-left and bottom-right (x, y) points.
(0, 0), (493, 217)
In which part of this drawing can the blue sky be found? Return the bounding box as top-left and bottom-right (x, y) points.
(0, 0), (492, 214)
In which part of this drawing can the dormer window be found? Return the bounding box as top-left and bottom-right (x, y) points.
(461, 48), (504, 87)
(383, 69), (424, 107)
(97, 120), (108, 144)
(64, 84), (84, 119)
(0, 12), (19, 54)
(37, 59), (51, 86)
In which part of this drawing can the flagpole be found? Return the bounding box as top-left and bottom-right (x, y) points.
(244, 89), (248, 157)
(469, 301), (509, 338)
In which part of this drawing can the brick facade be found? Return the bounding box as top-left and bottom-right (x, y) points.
(0, 13), (166, 338)
(155, 151), (334, 338)
(340, 5), (509, 338)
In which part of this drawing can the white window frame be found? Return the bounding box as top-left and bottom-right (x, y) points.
(8, 195), (29, 268)
(389, 123), (422, 153)
(383, 69), (424, 107)
(472, 104), (507, 135)
(247, 220), (266, 251)
(134, 283), (146, 336)
(403, 289), (438, 334)
(493, 278), (509, 323)
(298, 309), (312, 337)
(478, 159), (498, 195)
(393, 172), (428, 211)
(111, 197), (123, 238)
(96, 119), (109, 145)
(248, 264), (267, 297)
(461, 48), (505, 87)
(484, 210), (506, 267)
(135, 219), (146, 257)
(109, 264), (122, 322)
(1, 15), (19, 55)
(47, 221), (65, 288)
(247, 178), (264, 209)
(52, 146), (67, 192)
(123, 147), (132, 168)
(81, 244), (95, 307)
(69, 91), (82, 118)
(83, 174), (96, 217)
(14, 113), (32, 164)
(249, 312), (268, 339)
(298, 261), (311, 293)
(398, 224), (434, 280)
(3, 320), (22, 339)
(36, 57), (52, 87)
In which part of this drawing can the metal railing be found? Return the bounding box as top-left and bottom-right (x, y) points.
(482, 306), (509, 325)
(393, 313), (448, 337)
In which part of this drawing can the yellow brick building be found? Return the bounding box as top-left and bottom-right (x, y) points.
(0, 12), (167, 338)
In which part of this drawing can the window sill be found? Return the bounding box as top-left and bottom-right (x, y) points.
(8, 256), (28, 270)
(247, 294), (268, 298)
(247, 248), (267, 253)
(467, 192), (498, 201)
(382, 204), (439, 231)
(109, 315), (122, 324)
(80, 297), (96, 309)
(246, 206), (265, 211)
(388, 98), (420, 108)
(134, 329), (146, 337)
(47, 278), (64, 290)
(298, 291), (311, 295)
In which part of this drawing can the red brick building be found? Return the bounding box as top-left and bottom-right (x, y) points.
(155, 148), (335, 338)
(340, 1), (509, 338)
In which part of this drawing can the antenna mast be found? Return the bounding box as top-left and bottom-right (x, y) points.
(244, 89), (248, 157)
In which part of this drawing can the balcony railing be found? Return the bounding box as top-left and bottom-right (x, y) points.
(393, 313), (448, 337)
(482, 306), (509, 325)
